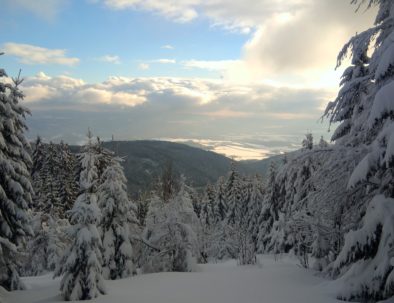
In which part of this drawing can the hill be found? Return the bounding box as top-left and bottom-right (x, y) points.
(70, 140), (285, 196)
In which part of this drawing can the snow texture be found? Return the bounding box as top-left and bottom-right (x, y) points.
(4, 255), (342, 303)
(369, 80), (394, 126)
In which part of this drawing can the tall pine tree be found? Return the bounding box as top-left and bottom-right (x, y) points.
(0, 65), (33, 290)
(54, 131), (106, 301)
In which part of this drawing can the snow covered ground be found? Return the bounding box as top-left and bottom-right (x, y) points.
(4, 255), (342, 303)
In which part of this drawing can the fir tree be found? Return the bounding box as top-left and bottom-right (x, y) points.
(325, 1), (394, 300)
(0, 66), (33, 290)
(54, 131), (106, 301)
(142, 175), (199, 273)
(98, 156), (138, 280)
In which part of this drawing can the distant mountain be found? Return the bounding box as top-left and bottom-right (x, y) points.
(71, 140), (285, 196)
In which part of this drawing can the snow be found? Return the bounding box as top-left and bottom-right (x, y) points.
(369, 80), (394, 126)
(375, 42), (394, 80)
(4, 255), (343, 303)
(347, 148), (378, 188)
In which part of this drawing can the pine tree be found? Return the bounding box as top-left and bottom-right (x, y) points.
(54, 131), (106, 301)
(198, 184), (217, 262)
(142, 175), (199, 273)
(213, 176), (227, 222)
(324, 1), (394, 300)
(318, 136), (329, 148)
(302, 133), (313, 150)
(224, 163), (245, 225)
(0, 66), (33, 290)
(57, 141), (78, 215)
(25, 214), (66, 275)
(98, 156), (137, 280)
(246, 175), (264, 252)
(257, 161), (279, 253)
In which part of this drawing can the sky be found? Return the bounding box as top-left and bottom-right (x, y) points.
(0, 0), (376, 160)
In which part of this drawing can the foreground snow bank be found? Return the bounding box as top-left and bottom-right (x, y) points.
(5, 255), (344, 303)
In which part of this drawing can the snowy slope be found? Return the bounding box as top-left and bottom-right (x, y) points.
(4, 255), (342, 303)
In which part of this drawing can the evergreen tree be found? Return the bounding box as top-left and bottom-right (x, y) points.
(213, 176), (227, 222)
(224, 163), (246, 225)
(257, 161), (279, 253)
(246, 175), (264, 251)
(198, 184), (217, 262)
(25, 214), (66, 275)
(54, 131), (106, 301)
(57, 141), (78, 215)
(98, 156), (138, 280)
(0, 66), (33, 290)
(318, 136), (329, 148)
(142, 175), (199, 273)
(302, 133), (313, 150)
(325, 1), (394, 300)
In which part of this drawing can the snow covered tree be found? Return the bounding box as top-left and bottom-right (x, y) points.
(98, 156), (138, 280)
(0, 66), (33, 290)
(57, 141), (78, 215)
(324, 1), (394, 300)
(142, 175), (199, 273)
(54, 131), (106, 301)
(318, 136), (329, 148)
(302, 133), (313, 150)
(257, 161), (279, 253)
(36, 142), (62, 217)
(224, 163), (246, 225)
(199, 184), (216, 228)
(24, 214), (67, 275)
(198, 184), (217, 262)
(246, 175), (264, 249)
(213, 176), (227, 222)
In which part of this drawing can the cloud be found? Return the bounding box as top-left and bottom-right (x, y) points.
(238, 0), (376, 84)
(161, 44), (175, 50)
(138, 63), (150, 70)
(3, 43), (79, 66)
(102, 0), (198, 22)
(99, 0), (301, 31)
(153, 59), (176, 64)
(22, 72), (146, 107)
(3, 0), (66, 20)
(97, 0), (376, 88)
(22, 73), (332, 152)
(96, 55), (121, 64)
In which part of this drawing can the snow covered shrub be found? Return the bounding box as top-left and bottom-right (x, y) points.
(142, 178), (199, 273)
(24, 214), (68, 275)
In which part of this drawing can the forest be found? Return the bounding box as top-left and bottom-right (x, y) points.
(1, 0), (394, 302)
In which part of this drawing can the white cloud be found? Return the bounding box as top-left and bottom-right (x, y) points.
(138, 63), (150, 70)
(100, 0), (301, 31)
(236, 0), (376, 86)
(23, 74), (332, 152)
(97, 0), (376, 88)
(153, 59), (177, 64)
(96, 55), (121, 64)
(22, 73), (146, 107)
(103, 0), (198, 22)
(3, 0), (66, 20)
(161, 44), (175, 50)
(3, 43), (79, 66)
